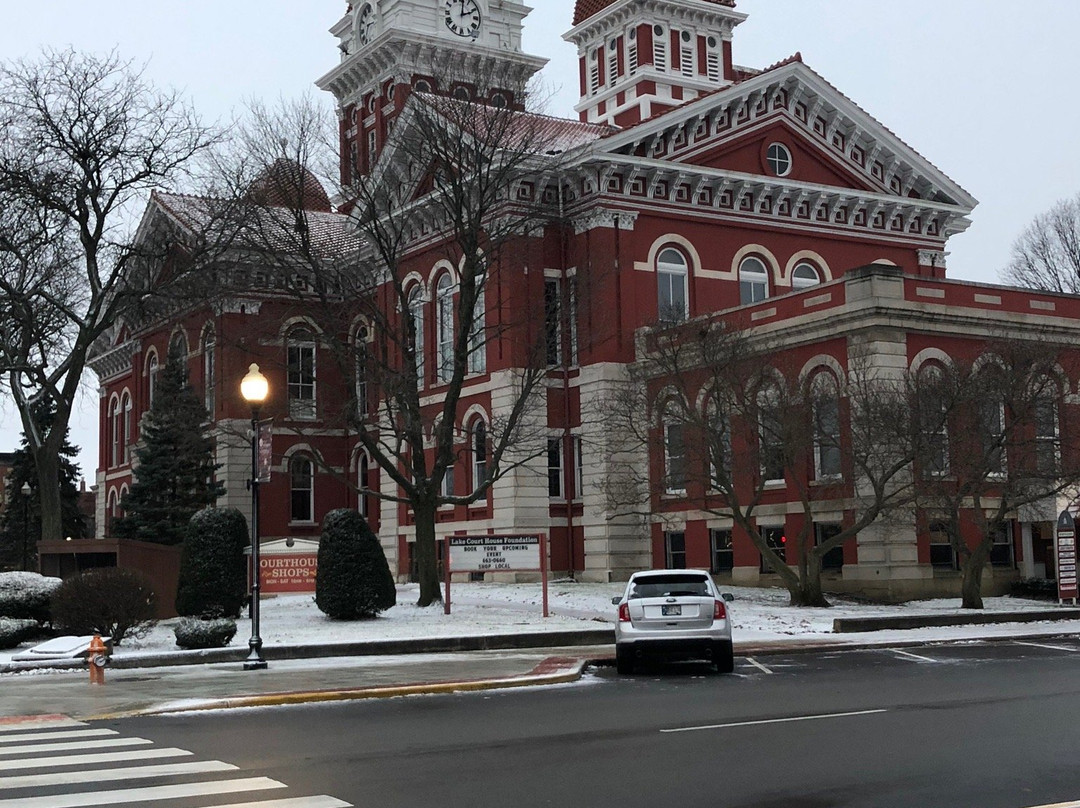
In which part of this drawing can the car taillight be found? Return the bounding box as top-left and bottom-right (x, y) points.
(618, 602), (631, 622)
(713, 600), (727, 620)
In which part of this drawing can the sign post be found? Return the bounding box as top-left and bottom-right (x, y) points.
(443, 534), (549, 617)
(1056, 509), (1078, 605)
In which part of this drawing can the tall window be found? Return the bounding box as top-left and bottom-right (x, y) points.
(919, 366), (950, 477)
(202, 329), (216, 415)
(653, 25), (667, 72)
(472, 419), (488, 493)
(1035, 391), (1060, 475)
(978, 394), (1006, 476)
(711, 529), (734, 573)
(760, 526), (786, 572)
(147, 353), (159, 406)
(664, 417), (687, 494)
(441, 463), (455, 498)
(290, 455), (314, 522)
(168, 331), (188, 364)
(468, 271), (486, 374)
(707, 399), (731, 488)
(287, 326), (317, 420)
(408, 286), (425, 387)
(122, 393), (132, 465)
(812, 374), (842, 480)
(436, 274), (454, 383)
(110, 397), (121, 468)
(791, 262), (821, 290)
(547, 438), (563, 499)
(739, 257), (770, 305)
(355, 327), (369, 420)
(657, 248), (688, 323)
(545, 278), (562, 365)
(758, 384), (785, 482)
(665, 531), (686, 569)
(573, 436), (584, 500)
(358, 453), (371, 519)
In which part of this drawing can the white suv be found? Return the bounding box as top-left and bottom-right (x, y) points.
(611, 569), (734, 674)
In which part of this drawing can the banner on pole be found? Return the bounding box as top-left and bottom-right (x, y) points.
(1056, 510), (1078, 604)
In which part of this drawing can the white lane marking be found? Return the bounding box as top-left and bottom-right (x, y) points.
(661, 708), (888, 733)
(212, 798), (353, 808)
(0, 776), (286, 807)
(891, 649), (937, 663)
(744, 657), (774, 674)
(0, 728), (116, 745)
(0, 747), (192, 772)
(1015, 641), (1078, 653)
(0, 737), (151, 757)
(1018, 801), (1080, 807)
(0, 719), (84, 733)
(0, 760), (235, 790)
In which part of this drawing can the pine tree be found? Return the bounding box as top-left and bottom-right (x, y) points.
(115, 354), (224, 545)
(0, 400), (87, 571)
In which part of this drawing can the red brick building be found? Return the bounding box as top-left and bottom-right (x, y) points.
(90, 0), (1080, 599)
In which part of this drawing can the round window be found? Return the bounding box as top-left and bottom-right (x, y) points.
(791, 262), (820, 290)
(708, 36), (718, 48)
(766, 143), (792, 177)
(414, 79), (431, 93)
(491, 92), (507, 108)
(610, 38), (618, 50)
(629, 28), (637, 40)
(654, 25), (664, 36)
(681, 31), (691, 43)
(453, 86), (471, 101)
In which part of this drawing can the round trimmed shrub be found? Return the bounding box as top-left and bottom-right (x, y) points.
(50, 568), (157, 646)
(0, 618), (38, 650)
(173, 617), (237, 650)
(316, 509), (396, 619)
(175, 508), (249, 619)
(0, 572), (61, 623)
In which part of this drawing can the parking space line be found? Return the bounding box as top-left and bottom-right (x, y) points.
(891, 649), (937, 663)
(1014, 641), (1078, 653)
(660, 709), (887, 734)
(744, 657), (774, 674)
(1018, 800), (1080, 807)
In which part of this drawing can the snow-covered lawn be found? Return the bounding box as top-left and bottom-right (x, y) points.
(3, 580), (1078, 665)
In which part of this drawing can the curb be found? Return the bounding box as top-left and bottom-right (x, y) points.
(90, 656), (589, 720)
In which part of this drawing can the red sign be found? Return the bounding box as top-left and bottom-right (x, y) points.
(260, 554), (318, 593)
(1056, 510), (1077, 603)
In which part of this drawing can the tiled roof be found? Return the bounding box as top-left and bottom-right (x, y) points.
(573, 0), (736, 26)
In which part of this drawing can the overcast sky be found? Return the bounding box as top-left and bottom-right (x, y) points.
(3, 0), (1079, 481)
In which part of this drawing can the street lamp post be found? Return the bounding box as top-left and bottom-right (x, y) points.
(20, 482), (30, 572)
(240, 363), (269, 671)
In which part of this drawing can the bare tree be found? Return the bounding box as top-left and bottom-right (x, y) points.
(0, 49), (217, 542)
(1003, 192), (1080, 294)
(608, 322), (919, 607)
(910, 339), (1080, 608)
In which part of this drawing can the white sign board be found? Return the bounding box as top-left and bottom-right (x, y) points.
(448, 536), (541, 573)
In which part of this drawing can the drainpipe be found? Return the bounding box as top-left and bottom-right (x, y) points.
(558, 172), (576, 581)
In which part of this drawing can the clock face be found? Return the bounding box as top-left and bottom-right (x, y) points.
(358, 4), (375, 44)
(443, 0), (482, 38)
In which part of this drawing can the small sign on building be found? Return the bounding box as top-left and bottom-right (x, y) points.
(247, 538), (320, 594)
(443, 534), (548, 617)
(1056, 510), (1078, 605)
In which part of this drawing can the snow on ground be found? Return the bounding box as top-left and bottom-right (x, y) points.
(2, 580), (1078, 665)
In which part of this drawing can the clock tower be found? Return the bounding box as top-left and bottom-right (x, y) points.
(316, 0), (547, 182)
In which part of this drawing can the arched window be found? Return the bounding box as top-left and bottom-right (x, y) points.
(287, 326), (317, 420)
(472, 419), (488, 493)
(468, 268), (486, 374)
(202, 328), (216, 415)
(917, 365), (950, 477)
(811, 373), (842, 480)
(147, 353), (159, 406)
(663, 411), (687, 494)
(168, 331), (188, 363)
(436, 273), (455, 383)
(107, 488), (120, 535)
(757, 383), (784, 482)
(408, 286), (425, 387)
(1035, 384), (1060, 475)
(122, 392), (132, 465)
(109, 397), (121, 468)
(705, 396), (731, 489)
(976, 367), (1007, 477)
(657, 247), (689, 323)
(739, 257), (770, 305)
(791, 262), (821, 291)
(290, 455), (315, 522)
(355, 326), (369, 420)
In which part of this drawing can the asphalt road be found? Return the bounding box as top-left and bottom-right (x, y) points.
(12, 639), (1080, 808)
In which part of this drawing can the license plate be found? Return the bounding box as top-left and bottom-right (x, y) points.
(662, 605), (682, 616)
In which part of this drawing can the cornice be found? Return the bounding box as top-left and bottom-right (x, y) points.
(573, 207), (640, 234)
(564, 0), (747, 47)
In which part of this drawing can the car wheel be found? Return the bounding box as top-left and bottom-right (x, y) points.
(615, 646), (634, 675)
(714, 641), (734, 674)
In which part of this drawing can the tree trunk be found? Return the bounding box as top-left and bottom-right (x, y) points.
(32, 446), (62, 544)
(413, 498), (443, 607)
(796, 551), (830, 607)
(960, 543), (991, 609)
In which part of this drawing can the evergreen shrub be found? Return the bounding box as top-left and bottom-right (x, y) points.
(316, 509), (396, 619)
(175, 508), (249, 618)
(173, 617), (237, 649)
(0, 572), (61, 623)
(0, 618), (38, 650)
(50, 568), (157, 646)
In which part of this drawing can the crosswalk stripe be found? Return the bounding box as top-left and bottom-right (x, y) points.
(0, 747), (192, 772)
(0, 728), (116, 745)
(0, 737), (151, 757)
(0, 776), (287, 807)
(0, 759), (236, 789)
(0, 718), (84, 733)
(211, 798), (353, 808)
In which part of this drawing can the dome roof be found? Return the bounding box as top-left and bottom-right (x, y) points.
(573, 0), (736, 26)
(248, 159), (332, 213)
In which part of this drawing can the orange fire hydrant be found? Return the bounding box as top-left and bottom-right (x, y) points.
(88, 635), (108, 685)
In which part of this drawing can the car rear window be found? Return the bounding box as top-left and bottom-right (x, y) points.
(629, 575), (711, 598)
